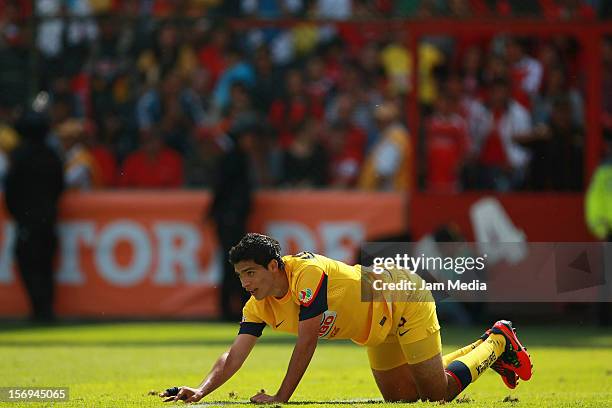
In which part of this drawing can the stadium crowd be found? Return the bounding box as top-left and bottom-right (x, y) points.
(0, 0), (611, 192)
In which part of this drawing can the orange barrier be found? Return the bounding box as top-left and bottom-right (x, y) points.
(0, 191), (406, 318)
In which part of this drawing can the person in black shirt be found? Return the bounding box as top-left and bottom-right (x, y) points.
(4, 94), (65, 322)
(208, 124), (256, 321)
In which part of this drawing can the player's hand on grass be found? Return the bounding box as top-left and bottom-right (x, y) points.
(159, 386), (204, 403)
(250, 391), (287, 404)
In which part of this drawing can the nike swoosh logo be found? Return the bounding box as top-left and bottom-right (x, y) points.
(275, 320), (285, 328)
(399, 329), (411, 336)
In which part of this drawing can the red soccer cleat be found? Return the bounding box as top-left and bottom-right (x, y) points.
(490, 358), (519, 389)
(487, 320), (533, 381)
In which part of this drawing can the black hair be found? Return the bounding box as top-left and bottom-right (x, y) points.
(229, 233), (285, 269)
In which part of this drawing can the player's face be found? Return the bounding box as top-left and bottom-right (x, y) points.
(234, 260), (275, 300)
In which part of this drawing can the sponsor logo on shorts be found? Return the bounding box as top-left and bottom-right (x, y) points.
(318, 310), (337, 338)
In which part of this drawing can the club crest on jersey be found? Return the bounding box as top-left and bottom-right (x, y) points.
(298, 288), (313, 304)
(318, 311), (337, 338)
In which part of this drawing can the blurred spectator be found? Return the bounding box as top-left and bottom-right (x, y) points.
(425, 91), (470, 192)
(329, 65), (382, 140)
(4, 95), (65, 322)
(83, 121), (118, 188)
(269, 69), (313, 148)
(136, 70), (208, 153)
(533, 66), (584, 127)
(197, 24), (230, 88)
(359, 102), (412, 191)
(56, 118), (100, 189)
(380, 34), (411, 96)
(223, 82), (258, 131)
(149, 23), (180, 80)
(524, 97), (583, 190)
(212, 45), (255, 113)
(49, 77), (83, 125)
(445, 73), (489, 147)
(505, 37), (543, 108)
(585, 135), (612, 240)
(459, 46), (485, 97)
(119, 129), (184, 188)
(325, 94), (367, 187)
(184, 132), (219, 188)
(304, 55), (333, 118)
(327, 120), (366, 188)
(251, 46), (280, 115)
(467, 77), (532, 190)
(483, 54), (509, 90)
(281, 119), (328, 187)
(584, 132), (612, 327)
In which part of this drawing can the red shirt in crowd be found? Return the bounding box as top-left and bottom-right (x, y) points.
(268, 98), (311, 148)
(90, 146), (118, 188)
(328, 125), (366, 187)
(426, 113), (469, 192)
(119, 148), (184, 188)
(479, 110), (507, 167)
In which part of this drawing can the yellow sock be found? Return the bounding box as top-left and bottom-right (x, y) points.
(446, 334), (506, 391)
(442, 339), (483, 368)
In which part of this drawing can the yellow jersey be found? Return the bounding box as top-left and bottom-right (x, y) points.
(239, 252), (395, 346)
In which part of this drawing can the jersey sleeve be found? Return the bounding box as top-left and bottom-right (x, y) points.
(238, 298), (266, 337)
(293, 265), (328, 321)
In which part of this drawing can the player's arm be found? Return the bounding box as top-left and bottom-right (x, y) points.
(272, 314), (321, 402)
(252, 264), (328, 404)
(169, 333), (258, 403)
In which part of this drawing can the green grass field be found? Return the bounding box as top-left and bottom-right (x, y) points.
(1, 322), (611, 407)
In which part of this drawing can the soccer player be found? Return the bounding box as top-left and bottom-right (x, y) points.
(162, 233), (532, 403)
